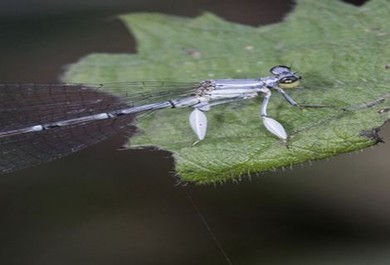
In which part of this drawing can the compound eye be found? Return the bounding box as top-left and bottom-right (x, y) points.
(270, 65), (291, 76)
(279, 76), (300, 89)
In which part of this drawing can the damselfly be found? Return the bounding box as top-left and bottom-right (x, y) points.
(0, 65), (302, 174)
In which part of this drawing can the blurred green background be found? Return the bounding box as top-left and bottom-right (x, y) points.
(1, 0), (390, 264)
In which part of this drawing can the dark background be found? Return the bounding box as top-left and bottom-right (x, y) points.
(1, 0), (390, 264)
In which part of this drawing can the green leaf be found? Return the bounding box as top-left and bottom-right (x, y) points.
(62, 0), (390, 184)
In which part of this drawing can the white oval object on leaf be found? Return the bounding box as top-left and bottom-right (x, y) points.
(189, 108), (208, 140)
(262, 116), (288, 140)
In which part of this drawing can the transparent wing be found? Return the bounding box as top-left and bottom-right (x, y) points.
(97, 81), (200, 106)
(0, 82), (198, 174)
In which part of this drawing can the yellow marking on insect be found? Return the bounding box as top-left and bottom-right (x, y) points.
(279, 79), (300, 89)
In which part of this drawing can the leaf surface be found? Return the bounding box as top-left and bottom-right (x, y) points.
(63, 0), (390, 184)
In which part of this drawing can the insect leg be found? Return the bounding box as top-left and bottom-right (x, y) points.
(260, 88), (287, 140)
